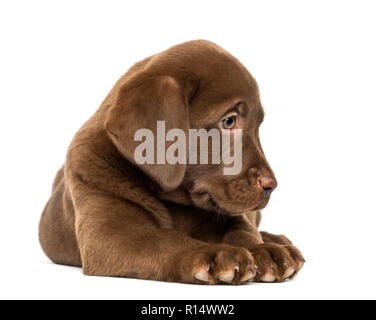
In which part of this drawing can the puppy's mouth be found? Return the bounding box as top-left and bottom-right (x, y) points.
(193, 191), (261, 215)
(205, 192), (227, 212)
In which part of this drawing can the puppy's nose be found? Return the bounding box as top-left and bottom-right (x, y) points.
(257, 176), (277, 195)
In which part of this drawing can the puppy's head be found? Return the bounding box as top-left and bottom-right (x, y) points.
(105, 40), (277, 216)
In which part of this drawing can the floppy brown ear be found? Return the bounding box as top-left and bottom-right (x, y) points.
(105, 73), (191, 191)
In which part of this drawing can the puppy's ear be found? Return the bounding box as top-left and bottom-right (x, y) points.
(105, 74), (193, 191)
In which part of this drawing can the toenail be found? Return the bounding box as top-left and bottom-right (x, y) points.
(194, 271), (210, 282)
(283, 268), (295, 279)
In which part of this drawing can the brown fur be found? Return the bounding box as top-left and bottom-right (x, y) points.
(39, 40), (304, 284)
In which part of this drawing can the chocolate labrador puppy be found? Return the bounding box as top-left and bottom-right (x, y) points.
(39, 40), (304, 284)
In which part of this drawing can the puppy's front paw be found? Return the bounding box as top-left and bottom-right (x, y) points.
(250, 243), (305, 282)
(180, 244), (256, 285)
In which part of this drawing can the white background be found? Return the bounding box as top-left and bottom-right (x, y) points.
(1, 0), (375, 300)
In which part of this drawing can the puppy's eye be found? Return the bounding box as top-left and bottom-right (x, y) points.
(220, 116), (237, 130)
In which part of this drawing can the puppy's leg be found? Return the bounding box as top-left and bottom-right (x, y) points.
(74, 191), (255, 284)
(222, 218), (305, 282)
(39, 169), (82, 267)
